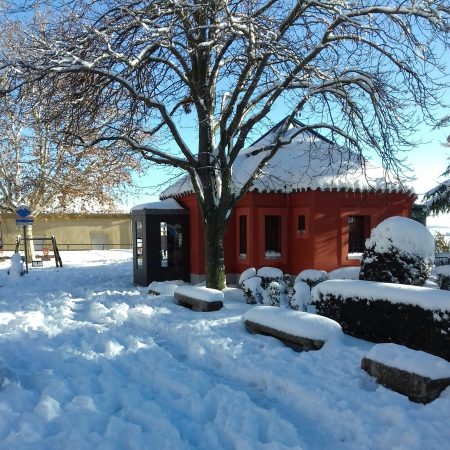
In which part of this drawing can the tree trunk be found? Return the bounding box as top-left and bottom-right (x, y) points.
(204, 208), (227, 290)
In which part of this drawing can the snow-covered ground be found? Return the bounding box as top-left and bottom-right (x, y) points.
(0, 251), (449, 450)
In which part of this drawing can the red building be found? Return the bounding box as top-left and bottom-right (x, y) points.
(133, 120), (414, 285)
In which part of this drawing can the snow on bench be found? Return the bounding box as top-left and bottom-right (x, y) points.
(244, 306), (342, 352)
(362, 343), (450, 404)
(148, 280), (185, 296)
(174, 285), (224, 312)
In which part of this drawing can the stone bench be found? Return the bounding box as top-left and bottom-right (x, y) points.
(361, 343), (450, 404)
(174, 285), (224, 312)
(243, 306), (342, 352)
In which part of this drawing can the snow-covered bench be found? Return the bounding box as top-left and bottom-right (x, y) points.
(362, 343), (450, 404)
(148, 281), (185, 296)
(244, 306), (342, 351)
(174, 285), (224, 312)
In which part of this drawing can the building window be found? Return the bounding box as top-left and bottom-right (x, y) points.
(160, 222), (183, 268)
(265, 215), (281, 258)
(297, 215), (306, 233)
(239, 215), (247, 257)
(348, 216), (369, 254)
(135, 221), (143, 269)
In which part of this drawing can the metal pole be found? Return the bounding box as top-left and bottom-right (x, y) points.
(23, 225), (29, 274)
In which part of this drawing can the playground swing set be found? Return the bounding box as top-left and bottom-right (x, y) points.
(15, 233), (63, 274)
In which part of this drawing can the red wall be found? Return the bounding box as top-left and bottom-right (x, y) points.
(177, 190), (414, 278)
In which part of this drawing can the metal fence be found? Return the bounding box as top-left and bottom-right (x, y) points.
(0, 243), (132, 252)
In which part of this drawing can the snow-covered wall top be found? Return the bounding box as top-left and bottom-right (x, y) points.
(161, 123), (412, 199)
(365, 216), (434, 260)
(312, 280), (450, 312)
(131, 198), (185, 211)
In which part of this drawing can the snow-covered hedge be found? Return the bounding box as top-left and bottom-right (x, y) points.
(359, 217), (434, 286)
(312, 280), (450, 361)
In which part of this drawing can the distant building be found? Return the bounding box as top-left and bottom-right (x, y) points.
(133, 119), (415, 285)
(0, 212), (131, 252)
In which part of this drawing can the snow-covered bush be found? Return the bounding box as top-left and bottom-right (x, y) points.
(289, 281), (312, 311)
(239, 267), (257, 286)
(257, 267), (284, 289)
(294, 269), (328, 288)
(267, 281), (281, 306)
(360, 217), (434, 286)
(239, 267), (288, 306)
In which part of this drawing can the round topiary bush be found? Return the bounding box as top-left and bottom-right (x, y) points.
(359, 216), (434, 286)
(294, 269), (328, 288)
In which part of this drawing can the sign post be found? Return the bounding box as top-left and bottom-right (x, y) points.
(16, 205), (33, 274)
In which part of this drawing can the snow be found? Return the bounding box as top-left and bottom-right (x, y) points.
(0, 251), (449, 449)
(365, 216), (435, 260)
(291, 281), (312, 310)
(131, 198), (185, 211)
(160, 122), (411, 199)
(312, 280), (450, 312)
(244, 306), (343, 342)
(365, 344), (450, 380)
(435, 265), (450, 276)
(8, 253), (24, 278)
(175, 285), (224, 302)
(295, 269), (328, 284)
(257, 266), (283, 278)
(328, 266), (361, 280)
(148, 280), (186, 295)
(238, 267), (257, 285)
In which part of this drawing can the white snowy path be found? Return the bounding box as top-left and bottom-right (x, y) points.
(0, 251), (449, 450)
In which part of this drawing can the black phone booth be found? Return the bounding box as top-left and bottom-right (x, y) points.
(131, 200), (190, 286)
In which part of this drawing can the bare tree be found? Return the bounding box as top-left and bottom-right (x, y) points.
(0, 76), (141, 217)
(1, 0), (449, 288)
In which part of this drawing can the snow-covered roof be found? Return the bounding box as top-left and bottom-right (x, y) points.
(131, 198), (185, 211)
(161, 119), (412, 199)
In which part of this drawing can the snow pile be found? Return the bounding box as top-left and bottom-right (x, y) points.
(312, 279), (450, 312)
(244, 306), (343, 342)
(175, 285), (224, 302)
(365, 344), (450, 380)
